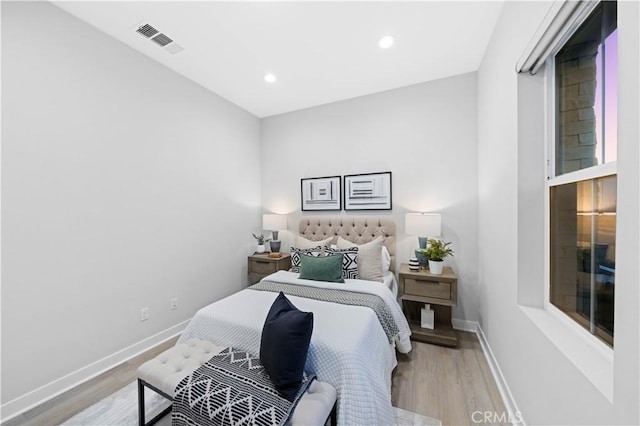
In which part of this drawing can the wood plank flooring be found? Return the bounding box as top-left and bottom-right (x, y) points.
(4, 330), (506, 426)
(392, 331), (507, 426)
(3, 336), (179, 426)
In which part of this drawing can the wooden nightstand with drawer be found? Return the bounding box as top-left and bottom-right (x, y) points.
(398, 264), (458, 347)
(248, 253), (291, 284)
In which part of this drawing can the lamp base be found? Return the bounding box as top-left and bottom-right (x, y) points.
(270, 240), (282, 253)
(415, 250), (429, 268)
(418, 237), (428, 249)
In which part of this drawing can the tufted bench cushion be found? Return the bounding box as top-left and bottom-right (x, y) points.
(137, 338), (337, 426)
(137, 338), (225, 398)
(290, 380), (338, 425)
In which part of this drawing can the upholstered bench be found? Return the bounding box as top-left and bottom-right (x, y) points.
(137, 338), (337, 426)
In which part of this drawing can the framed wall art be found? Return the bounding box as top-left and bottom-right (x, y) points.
(301, 176), (341, 211)
(343, 171), (392, 211)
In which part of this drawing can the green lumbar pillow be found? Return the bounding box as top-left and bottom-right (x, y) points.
(299, 253), (344, 283)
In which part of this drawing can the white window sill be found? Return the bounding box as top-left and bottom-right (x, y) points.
(519, 305), (613, 402)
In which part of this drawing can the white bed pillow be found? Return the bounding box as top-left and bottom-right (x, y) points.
(381, 246), (391, 273)
(336, 236), (384, 282)
(295, 235), (333, 250)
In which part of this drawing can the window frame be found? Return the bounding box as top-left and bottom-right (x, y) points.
(543, 0), (617, 352)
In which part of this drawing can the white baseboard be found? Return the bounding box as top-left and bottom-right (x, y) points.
(474, 323), (525, 426)
(452, 318), (478, 333)
(452, 319), (524, 425)
(1, 319), (190, 423)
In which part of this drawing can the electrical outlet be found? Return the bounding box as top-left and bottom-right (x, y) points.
(170, 298), (178, 311)
(140, 307), (150, 321)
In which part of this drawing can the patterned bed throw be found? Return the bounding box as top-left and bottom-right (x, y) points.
(251, 280), (400, 344)
(172, 347), (315, 426)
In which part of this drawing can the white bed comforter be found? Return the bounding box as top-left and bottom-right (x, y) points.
(179, 270), (412, 426)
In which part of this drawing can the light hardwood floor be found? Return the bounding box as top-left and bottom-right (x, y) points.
(392, 331), (508, 426)
(3, 336), (179, 426)
(5, 331), (506, 426)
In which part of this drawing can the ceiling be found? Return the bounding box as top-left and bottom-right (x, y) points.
(53, 1), (504, 118)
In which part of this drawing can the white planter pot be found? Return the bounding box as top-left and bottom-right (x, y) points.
(256, 244), (266, 253)
(428, 260), (444, 275)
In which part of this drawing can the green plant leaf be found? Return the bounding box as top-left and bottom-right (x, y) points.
(425, 238), (454, 261)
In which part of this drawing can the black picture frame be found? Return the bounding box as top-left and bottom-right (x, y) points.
(301, 176), (342, 211)
(343, 171), (392, 211)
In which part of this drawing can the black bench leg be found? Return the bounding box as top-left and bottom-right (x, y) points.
(138, 379), (145, 426)
(138, 379), (174, 426)
(329, 403), (337, 426)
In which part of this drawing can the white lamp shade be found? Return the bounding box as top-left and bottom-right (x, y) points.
(262, 214), (287, 231)
(405, 213), (441, 237)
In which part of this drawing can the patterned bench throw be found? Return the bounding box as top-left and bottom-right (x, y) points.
(172, 347), (315, 426)
(250, 280), (400, 344)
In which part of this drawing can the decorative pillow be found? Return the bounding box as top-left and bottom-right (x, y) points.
(336, 236), (384, 282)
(290, 246), (322, 273)
(295, 235), (334, 250)
(325, 246), (359, 279)
(260, 292), (314, 402)
(299, 253), (345, 283)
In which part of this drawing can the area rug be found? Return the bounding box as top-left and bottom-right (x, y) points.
(62, 380), (441, 426)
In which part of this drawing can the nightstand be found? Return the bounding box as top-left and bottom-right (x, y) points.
(247, 253), (291, 284)
(398, 264), (458, 347)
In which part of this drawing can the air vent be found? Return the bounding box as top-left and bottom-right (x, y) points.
(134, 22), (184, 55)
(151, 33), (173, 47)
(136, 24), (159, 38)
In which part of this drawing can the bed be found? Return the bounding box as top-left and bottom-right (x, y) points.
(179, 217), (412, 425)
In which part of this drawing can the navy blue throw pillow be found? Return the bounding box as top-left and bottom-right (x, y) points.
(260, 292), (314, 402)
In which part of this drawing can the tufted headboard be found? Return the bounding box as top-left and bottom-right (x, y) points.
(298, 217), (396, 272)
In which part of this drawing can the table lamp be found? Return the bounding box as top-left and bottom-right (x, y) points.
(405, 213), (442, 249)
(263, 214), (287, 254)
(406, 213), (441, 268)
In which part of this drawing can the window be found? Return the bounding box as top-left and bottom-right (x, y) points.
(549, 1), (617, 347)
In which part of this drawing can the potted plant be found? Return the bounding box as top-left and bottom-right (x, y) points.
(425, 238), (454, 275)
(252, 233), (271, 253)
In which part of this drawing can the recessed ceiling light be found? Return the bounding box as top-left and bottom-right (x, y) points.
(264, 73), (276, 83)
(379, 36), (394, 49)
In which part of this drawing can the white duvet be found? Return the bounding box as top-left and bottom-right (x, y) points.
(179, 270), (412, 426)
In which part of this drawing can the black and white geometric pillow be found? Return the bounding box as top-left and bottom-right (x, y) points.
(290, 246), (322, 273)
(325, 246), (359, 279)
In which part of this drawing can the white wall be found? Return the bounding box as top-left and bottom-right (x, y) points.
(5, 1), (638, 424)
(261, 73), (479, 323)
(1, 1), (261, 412)
(478, 1), (640, 424)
